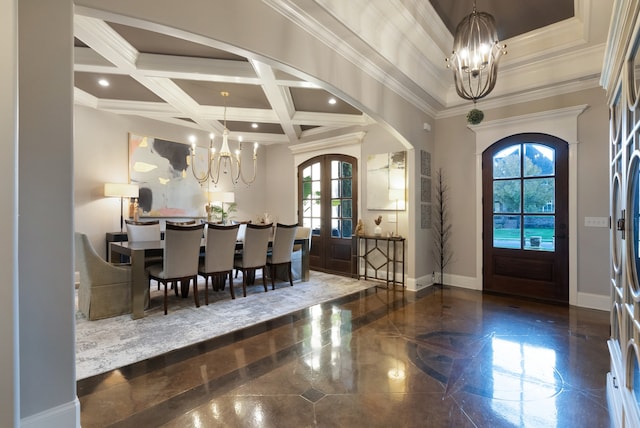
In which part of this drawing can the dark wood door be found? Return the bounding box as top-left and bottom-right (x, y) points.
(298, 155), (357, 276)
(482, 133), (569, 303)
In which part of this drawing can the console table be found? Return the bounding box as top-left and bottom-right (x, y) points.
(353, 235), (405, 290)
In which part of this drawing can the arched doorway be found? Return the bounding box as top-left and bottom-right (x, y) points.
(298, 154), (358, 276)
(482, 133), (569, 303)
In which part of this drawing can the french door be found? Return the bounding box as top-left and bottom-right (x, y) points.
(298, 155), (357, 276)
(482, 133), (569, 303)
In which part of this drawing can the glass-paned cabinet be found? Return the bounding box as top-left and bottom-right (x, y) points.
(601, 4), (640, 426)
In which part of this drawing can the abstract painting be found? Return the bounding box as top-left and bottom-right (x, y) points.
(366, 151), (406, 210)
(129, 133), (207, 217)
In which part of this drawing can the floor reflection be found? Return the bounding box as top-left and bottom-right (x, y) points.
(78, 285), (611, 427)
(488, 337), (562, 427)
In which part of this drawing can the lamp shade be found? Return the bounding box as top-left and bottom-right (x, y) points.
(210, 191), (235, 203)
(104, 183), (139, 198)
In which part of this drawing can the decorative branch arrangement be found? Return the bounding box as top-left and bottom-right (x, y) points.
(432, 168), (453, 286)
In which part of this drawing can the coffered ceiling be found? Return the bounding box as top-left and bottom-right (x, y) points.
(73, 0), (612, 147)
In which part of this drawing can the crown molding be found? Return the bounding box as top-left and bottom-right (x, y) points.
(263, 0), (440, 117)
(437, 77), (600, 120)
(289, 131), (366, 155)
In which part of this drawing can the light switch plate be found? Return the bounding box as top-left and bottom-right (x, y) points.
(584, 217), (608, 227)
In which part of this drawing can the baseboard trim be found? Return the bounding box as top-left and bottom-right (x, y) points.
(441, 273), (482, 290)
(21, 397), (80, 428)
(576, 291), (610, 311)
(438, 274), (609, 310)
(406, 274), (433, 292)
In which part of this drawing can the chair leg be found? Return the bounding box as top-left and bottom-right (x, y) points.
(193, 276), (200, 308)
(242, 269), (247, 297)
(204, 275), (209, 305)
(229, 270), (236, 299)
(163, 281), (168, 315)
(288, 262), (293, 287)
(262, 266), (268, 292)
(271, 264), (276, 290)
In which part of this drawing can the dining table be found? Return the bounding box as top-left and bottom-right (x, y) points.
(109, 237), (310, 319)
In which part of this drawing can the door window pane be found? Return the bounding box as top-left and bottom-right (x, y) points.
(311, 162), (320, 180)
(494, 215), (521, 248)
(311, 201), (321, 217)
(491, 142), (557, 252)
(524, 143), (555, 176)
(312, 181), (321, 199)
(632, 160), (640, 293)
(494, 180), (521, 213)
(342, 162), (352, 178)
(331, 160), (339, 179)
(524, 215), (555, 251)
(342, 200), (352, 218)
(331, 179), (340, 198)
(331, 199), (341, 217)
(493, 146), (521, 179)
(330, 219), (340, 237)
(303, 166), (311, 179)
(311, 218), (321, 235)
(342, 179), (352, 198)
(343, 219), (353, 238)
(524, 178), (554, 213)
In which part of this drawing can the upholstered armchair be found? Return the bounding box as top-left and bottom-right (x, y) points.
(75, 232), (131, 320)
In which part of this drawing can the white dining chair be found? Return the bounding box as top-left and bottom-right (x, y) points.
(125, 219), (163, 289)
(147, 223), (204, 314)
(233, 223), (272, 297)
(267, 223), (298, 289)
(198, 223), (240, 302)
(291, 226), (311, 281)
(125, 219), (161, 242)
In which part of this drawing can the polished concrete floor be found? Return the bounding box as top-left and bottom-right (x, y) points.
(78, 284), (611, 427)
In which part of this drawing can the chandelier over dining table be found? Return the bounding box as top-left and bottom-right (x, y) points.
(190, 91), (258, 186)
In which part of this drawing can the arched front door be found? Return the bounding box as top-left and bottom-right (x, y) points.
(298, 155), (358, 276)
(482, 133), (569, 303)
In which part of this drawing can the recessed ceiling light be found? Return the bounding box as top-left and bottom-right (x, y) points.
(98, 78), (110, 87)
(328, 97), (337, 105)
(251, 123), (258, 129)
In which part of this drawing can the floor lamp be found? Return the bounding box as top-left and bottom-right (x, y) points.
(104, 183), (139, 232)
(388, 188), (405, 238)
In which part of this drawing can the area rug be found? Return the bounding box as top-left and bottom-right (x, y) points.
(76, 271), (376, 380)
